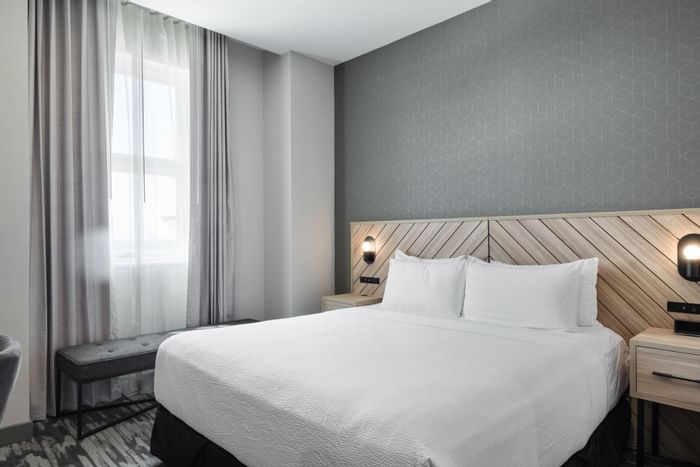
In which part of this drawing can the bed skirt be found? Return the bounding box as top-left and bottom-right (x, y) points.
(151, 396), (630, 467)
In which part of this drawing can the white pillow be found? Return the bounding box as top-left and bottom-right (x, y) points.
(394, 249), (465, 263)
(382, 258), (467, 319)
(490, 258), (599, 326)
(462, 260), (581, 330)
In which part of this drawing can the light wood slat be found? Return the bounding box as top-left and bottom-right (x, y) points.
(652, 214), (700, 239)
(518, 219), (581, 262)
(403, 223), (445, 256)
(542, 218), (672, 329)
(621, 215), (678, 262)
(353, 223), (412, 292)
(596, 280), (652, 334)
(497, 220), (558, 264)
(434, 222), (480, 258)
(471, 237), (488, 260)
(594, 216), (700, 303)
(356, 223), (425, 296)
(568, 217), (683, 309)
(686, 213), (700, 228)
(453, 222), (489, 258)
(351, 222), (366, 240)
(490, 222), (538, 265)
(489, 238), (514, 264)
(352, 224), (397, 283)
(596, 301), (633, 342)
(419, 222), (462, 258)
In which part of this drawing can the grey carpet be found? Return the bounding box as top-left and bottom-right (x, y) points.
(0, 405), (695, 467)
(0, 402), (160, 467)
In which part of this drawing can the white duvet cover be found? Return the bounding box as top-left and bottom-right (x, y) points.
(154, 306), (628, 467)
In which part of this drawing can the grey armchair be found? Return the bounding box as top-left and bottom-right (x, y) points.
(0, 335), (21, 423)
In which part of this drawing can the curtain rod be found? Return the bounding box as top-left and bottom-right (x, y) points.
(120, 0), (184, 24)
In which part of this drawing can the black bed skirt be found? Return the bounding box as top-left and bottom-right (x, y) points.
(151, 396), (630, 467)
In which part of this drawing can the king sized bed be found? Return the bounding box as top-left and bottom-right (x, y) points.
(151, 305), (629, 467)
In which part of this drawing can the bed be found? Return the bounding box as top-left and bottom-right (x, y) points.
(151, 304), (628, 467)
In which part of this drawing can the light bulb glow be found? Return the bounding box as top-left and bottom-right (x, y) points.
(362, 241), (372, 252)
(683, 244), (700, 261)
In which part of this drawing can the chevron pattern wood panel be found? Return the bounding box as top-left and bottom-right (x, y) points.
(350, 219), (488, 297)
(350, 208), (700, 463)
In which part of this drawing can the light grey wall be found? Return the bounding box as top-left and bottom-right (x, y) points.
(289, 52), (335, 316)
(0, 0), (30, 430)
(335, 0), (700, 291)
(263, 51), (293, 319)
(228, 39), (266, 321)
(263, 51), (335, 319)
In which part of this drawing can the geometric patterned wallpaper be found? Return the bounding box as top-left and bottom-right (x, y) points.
(335, 0), (700, 290)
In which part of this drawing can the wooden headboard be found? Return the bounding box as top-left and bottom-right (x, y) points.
(350, 208), (700, 461)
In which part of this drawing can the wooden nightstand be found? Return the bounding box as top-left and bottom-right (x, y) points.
(630, 328), (700, 466)
(321, 293), (382, 311)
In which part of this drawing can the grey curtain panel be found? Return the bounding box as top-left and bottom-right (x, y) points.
(29, 0), (118, 419)
(187, 28), (234, 326)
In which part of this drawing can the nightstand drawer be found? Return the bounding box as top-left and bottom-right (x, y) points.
(323, 300), (351, 311)
(637, 346), (700, 406)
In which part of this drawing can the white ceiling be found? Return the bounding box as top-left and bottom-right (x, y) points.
(131, 0), (490, 65)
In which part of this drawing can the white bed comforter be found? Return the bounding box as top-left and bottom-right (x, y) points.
(154, 306), (627, 467)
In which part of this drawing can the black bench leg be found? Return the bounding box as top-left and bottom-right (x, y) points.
(77, 383), (83, 440)
(55, 366), (62, 417)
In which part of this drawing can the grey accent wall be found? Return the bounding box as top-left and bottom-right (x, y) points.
(335, 0), (700, 291)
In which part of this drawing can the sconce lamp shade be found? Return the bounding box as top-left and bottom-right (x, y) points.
(362, 236), (376, 265)
(678, 234), (700, 281)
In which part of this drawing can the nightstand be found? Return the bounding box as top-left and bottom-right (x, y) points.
(630, 328), (700, 466)
(321, 293), (382, 311)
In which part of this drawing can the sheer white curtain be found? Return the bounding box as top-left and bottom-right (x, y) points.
(109, 2), (190, 349)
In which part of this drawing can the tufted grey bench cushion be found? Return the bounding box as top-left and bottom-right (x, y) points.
(56, 321), (256, 383)
(57, 331), (177, 382)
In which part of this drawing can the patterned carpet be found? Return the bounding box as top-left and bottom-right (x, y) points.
(0, 406), (696, 467)
(0, 402), (161, 467)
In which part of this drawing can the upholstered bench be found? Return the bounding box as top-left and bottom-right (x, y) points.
(56, 319), (256, 439)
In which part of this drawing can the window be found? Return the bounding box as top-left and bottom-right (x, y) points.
(110, 42), (190, 264)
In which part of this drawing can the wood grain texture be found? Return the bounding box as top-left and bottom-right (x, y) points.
(350, 208), (700, 462)
(350, 220), (488, 298)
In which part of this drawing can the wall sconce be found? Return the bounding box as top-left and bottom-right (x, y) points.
(362, 236), (376, 265)
(678, 234), (700, 282)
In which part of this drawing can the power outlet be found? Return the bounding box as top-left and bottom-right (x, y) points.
(360, 276), (380, 284)
(668, 302), (700, 314)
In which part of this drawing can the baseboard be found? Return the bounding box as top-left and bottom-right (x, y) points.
(0, 422), (33, 446)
